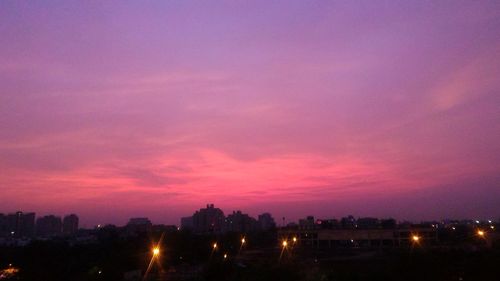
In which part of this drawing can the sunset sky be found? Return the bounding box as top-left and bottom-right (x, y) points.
(1, 1), (500, 226)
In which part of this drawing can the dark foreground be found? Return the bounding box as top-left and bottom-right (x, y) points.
(1, 231), (499, 281)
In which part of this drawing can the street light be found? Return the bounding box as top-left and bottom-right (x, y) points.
(477, 230), (485, 237)
(412, 235), (420, 242)
(213, 242), (217, 249)
(152, 247), (160, 256)
(241, 238), (246, 244)
(279, 240), (288, 261)
(292, 237), (297, 243)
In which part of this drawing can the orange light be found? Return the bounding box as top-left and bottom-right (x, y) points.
(282, 240), (288, 247)
(213, 243), (217, 249)
(241, 238), (246, 244)
(412, 235), (420, 242)
(477, 230), (485, 237)
(153, 247), (160, 256)
(292, 237), (297, 243)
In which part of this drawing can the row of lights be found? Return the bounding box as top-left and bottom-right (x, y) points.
(209, 237), (247, 260)
(284, 235), (424, 245)
(151, 229), (492, 258)
(282, 237), (298, 248)
(212, 237), (246, 249)
(93, 226), (495, 281)
(390, 230), (487, 243)
(281, 230), (489, 247)
(145, 228), (493, 275)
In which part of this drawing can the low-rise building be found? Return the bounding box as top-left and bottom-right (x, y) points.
(279, 225), (438, 249)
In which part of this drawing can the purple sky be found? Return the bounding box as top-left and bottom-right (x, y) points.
(1, 1), (500, 227)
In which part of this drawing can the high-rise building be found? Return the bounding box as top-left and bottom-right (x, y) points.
(192, 204), (225, 234)
(36, 215), (62, 237)
(258, 213), (276, 231)
(226, 210), (257, 233)
(0, 211), (36, 237)
(63, 214), (79, 235)
(6, 213), (17, 235)
(0, 214), (6, 237)
(19, 212), (36, 237)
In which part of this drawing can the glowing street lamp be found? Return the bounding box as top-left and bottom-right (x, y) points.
(292, 237), (297, 243)
(279, 240), (289, 261)
(238, 237), (246, 255)
(143, 246), (161, 281)
(143, 232), (165, 281)
(477, 230), (485, 237)
(152, 247), (160, 257)
(223, 253), (228, 259)
(412, 235), (420, 242)
(209, 242), (218, 260)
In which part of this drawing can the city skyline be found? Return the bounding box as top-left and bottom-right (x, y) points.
(1, 1), (500, 226)
(2, 206), (498, 229)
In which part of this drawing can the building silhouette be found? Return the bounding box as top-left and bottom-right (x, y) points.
(341, 215), (356, 229)
(279, 221), (439, 249)
(299, 216), (317, 230)
(357, 217), (380, 229)
(182, 206), (278, 234)
(258, 213), (276, 231)
(191, 204), (225, 234)
(36, 215), (62, 237)
(0, 211), (35, 238)
(63, 214), (79, 235)
(126, 217), (152, 234)
(226, 210), (257, 233)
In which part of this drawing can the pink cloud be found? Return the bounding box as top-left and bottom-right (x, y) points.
(1, 1), (499, 225)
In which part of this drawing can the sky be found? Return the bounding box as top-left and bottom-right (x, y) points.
(1, 1), (500, 227)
